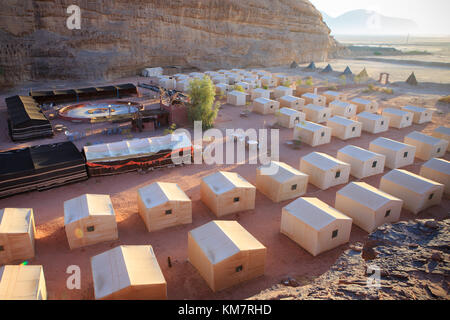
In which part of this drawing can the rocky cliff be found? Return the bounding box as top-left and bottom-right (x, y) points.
(0, 0), (332, 87)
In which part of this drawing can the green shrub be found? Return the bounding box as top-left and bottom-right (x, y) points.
(296, 79), (303, 86)
(187, 77), (219, 130)
(305, 78), (313, 86)
(232, 85), (245, 92)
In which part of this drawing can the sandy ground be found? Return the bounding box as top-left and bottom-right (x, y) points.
(0, 72), (449, 300)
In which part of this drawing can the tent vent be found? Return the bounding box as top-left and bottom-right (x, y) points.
(233, 197), (240, 203)
(385, 210), (391, 217)
(332, 229), (338, 239)
(372, 161), (377, 168)
(236, 265), (243, 272)
(437, 148), (441, 153)
(381, 121), (384, 125)
(87, 226), (95, 232)
(429, 193), (434, 200)
(403, 152), (408, 158)
(321, 132), (325, 137)
(352, 127), (356, 132)
(165, 209), (172, 215)
(0, 245), (4, 251)
(335, 171), (341, 178)
(291, 184), (297, 191)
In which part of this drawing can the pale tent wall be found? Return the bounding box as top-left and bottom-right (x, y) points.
(302, 93), (326, 107)
(303, 104), (331, 123)
(274, 86), (293, 99)
(252, 97), (280, 115)
(379, 169), (444, 214)
(335, 182), (403, 233)
(281, 197), (352, 256)
(369, 137), (416, 169)
(251, 88), (270, 101)
(0, 265), (46, 300)
(276, 108), (305, 128)
(227, 91), (246, 106)
(278, 95), (305, 111)
(261, 76), (277, 87)
(357, 112), (389, 134)
(299, 152), (351, 190)
(327, 116), (362, 140)
(91, 245), (167, 300)
(419, 158), (450, 195)
(431, 126), (450, 151)
(404, 131), (448, 161)
(329, 101), (356, 118)
(274, 74), (290, 86)
(201, 171), (256, 217)
(293, 121), (332, 147)
(256, 161), (309, 203)
(382, 108), (413, 129)
(323, 91), (345, 105)
(137, 182), (192, 232)
(188, 220), (266, 292)
(64, 194), (118, 250)
(0, 208), (35, 265)
(351, 98), (379, 113)
(337, 145), (386, 179)
(401, 106), (433, 124)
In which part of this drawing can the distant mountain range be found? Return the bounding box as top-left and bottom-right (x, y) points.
(321, 9), (418, 35)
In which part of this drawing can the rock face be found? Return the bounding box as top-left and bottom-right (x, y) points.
(0, 0), (332, 87)
(249, 219), (450, 300)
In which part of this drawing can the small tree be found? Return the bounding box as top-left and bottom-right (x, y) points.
(296, 79), (303, 86)
(262, 85), (269, 90)
(305, 78), (313, 87)
(187, 77), (219, 130)
(164, 123), (177, 135)
(282, 80), (292, 87)
(232, 85), (245, 92)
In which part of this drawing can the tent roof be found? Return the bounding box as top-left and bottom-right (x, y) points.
(358, 111), (383, 120)
(5, 95), (49, 126)
(91, 245), (165, 299)
(96, 86), (116, 92)
(383, 169), (443, 192)
(304, 103), (326, 111)
(351, 97), (371, 105)
(0, 265), (43, 300)
(75, 87), (98, 93)
(138, 182), (190, 209)
(357, 68), (369, 78)
(402, 105), (426, 113)
(338, 182), (401, 210)
(114, 83), (137, 90)
(0, 208), (33, 234)
(302, 152), (348, 171)
(323, 90), (341, 97)
(275, 86), (291, 91)
(434, 126), (450, 135)
(254, 97), (273, 105)
(202, 171), (254, 195)
(406, 72), (418, 85)
(371, 137), (411, 151)
(328, 116), (358, 126)
(422, 158), (450, 172)
(284, 197), (351, 231)
(329, 100), (352, 108)
(342, 66), (353, 75)
(290, 61), (299, 68)
(279, 107), (300, 116)
(228, 90), (246, 97)
(295, 120), (326, 132)
(258, 161), (307, 183)
(280, 95), (299, 102)
(406, 131), (443, 145)
(338, 145), (380, 161)
(64, 194), (115, 225)
(383, 108), (409, 116)
(189, 220), (265, 264)
(253, 88), (270, 94)
(305, 62), (316, 70)
(302, 93), (321, 99)
(84, 133), (191, 162)
(321, 64), (333, 72)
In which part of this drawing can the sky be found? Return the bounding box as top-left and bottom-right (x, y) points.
(309, 0), (450, 35)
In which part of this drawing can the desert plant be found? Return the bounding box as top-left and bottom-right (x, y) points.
(383, 88), (394, 94)
(296, 79), (303, 86)
(187, 77), (219, 130)
(281, 80), (292, 87)
(232, 85), (245, 92)
(262, 85), (269, 90)
(353, 75), (361, 84)
(305, 78), (313, 87)
(164, 123), (177, 135)
(368, 83), (375, 91)
(438, 96), (450, 103)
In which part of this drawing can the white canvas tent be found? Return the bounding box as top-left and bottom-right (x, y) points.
(419, 158), (450, 194)
(323, 91), (345, 104)
(256, 161), (309, 202)
(137, 182), (192, 232)
(276, 108), (305, 128)
(303, 104), (331, 123)
(188, 220), (266, 292)
(357, 112), (389, 134)
(280, 197), (352, 256)
(302, 93), (326, 107)
(369, 137), (416, 169)
(351, 98), (379, 113)
(299, 152), (351, 190)
(251, 88), (271, 101)
(329, 101), (357, 118)
(278, 95), (305, 111)
(200, 171), (256, 217)
(227, 90), (246, 106)
(337, 145), (386, 179)
(401, 106), (433, 124)
(432, 126), (450, 151)
(215, 83), (230, 95)
(382, 108), (413, 129)
(0, 265), (46, 300)
(379, 169), (444, 214)
(404, 131), (448, 161)
(252, 97), (280, 115)
(64, 194), (118, 250)
(274, 86), (293, 99)
(141, 67), (163, 77)
(91, 245), (167, 300)
(293, 121), (331, 147)
(261, 76), (277, 87)
(326, 116), (362, 140)
(0, 208), (35, 265)
(335, 182), (402, 233)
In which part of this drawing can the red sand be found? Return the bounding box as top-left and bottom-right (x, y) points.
(0, 84), (448, 300)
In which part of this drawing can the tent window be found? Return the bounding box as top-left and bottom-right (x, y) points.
(335, 171), (341, 178)
(323, 113), (326, 117)
(233, 197), (240, 203)
(381, 121), (384, 125)
(0, 245), (4, 252)
(429, 193), (434, 200)
(332, 229), (338, 239)
(87, 226), (95, 232)
(165, 209), (172, 215)
(352, 127), (356, 132)
(437, 148), (441, 153)
(403, 152), (408, 158)
(236, 265), (243, 272)
(385, 209), (391, 217)
(406, 116), (409, 121)
(321, 132), (325, 137)
(372, 161), (377, 168)
(291, 184), (297, 191)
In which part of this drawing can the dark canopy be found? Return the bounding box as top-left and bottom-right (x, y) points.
(321, 64), (333, 73)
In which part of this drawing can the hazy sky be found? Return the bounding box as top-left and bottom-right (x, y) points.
(309, 0), (450, 35)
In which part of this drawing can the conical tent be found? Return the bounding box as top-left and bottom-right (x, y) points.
(305, 62), (316, 71)
(290, 61), (299, 69)
(406, 72), (418, 85)
(321, 64), (333, 73)
(357, 68), (369, 79)
(342, 66), (353, 75)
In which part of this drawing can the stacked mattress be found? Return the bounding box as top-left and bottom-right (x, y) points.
(0, 142), (88, 198)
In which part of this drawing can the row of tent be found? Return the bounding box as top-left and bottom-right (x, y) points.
(29, 83), (138, 104)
